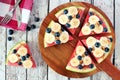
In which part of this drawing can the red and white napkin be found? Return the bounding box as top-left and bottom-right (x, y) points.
(0, 0), (33, 31)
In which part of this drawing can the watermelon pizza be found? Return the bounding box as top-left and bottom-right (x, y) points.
(79, 8), (111, 36)
(6, 41), (36, 68)
(39, 2), (115, 76)
(55, 6), (85, 34)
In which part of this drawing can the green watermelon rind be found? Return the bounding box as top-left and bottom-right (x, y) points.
(66, 65), (96, 73)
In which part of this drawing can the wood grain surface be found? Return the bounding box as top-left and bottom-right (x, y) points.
(0, 0), (119, 80)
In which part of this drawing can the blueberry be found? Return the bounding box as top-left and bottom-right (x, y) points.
(78, 65), (83, 69)
(55, 40), (61, 44)
(26, 26), (31, 31)
(89, 64), (94, 68)
(76, 14), (80, 19)
(109, 38), (113, 42)
(84, 51), (89, 56)
(68, 16), (72, 20)
(98, 20), (103, 24)
(8, 37), (12, 41)
(34, 17), (40, 22)
(61, 28), (64, 32)
(65, 23), (71, 28)
(89, 12), (94, 16)
(63, 9), (68, 14)
(54, 32), (60, 37)
(13, 49), (17, 54)
(105, 47), (109, 52)
(88, 47), (92, 52)
(9, 29), (14, 35)
(21, 56), (26, 61)
(18, 62), (22, 65)
(77, 55), (82, 60)
(46, 28), (51, 33)
(26, 54), (30, 58)
(103, 27), (108, 32)
(90, 24), (95, 29)
(31, 24), (36, 29)
(95, 42), (101, 48)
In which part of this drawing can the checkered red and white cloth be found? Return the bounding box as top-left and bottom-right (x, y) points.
(0, 0), (33, 31)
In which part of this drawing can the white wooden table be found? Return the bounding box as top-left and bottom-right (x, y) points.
(0, 0), (120, 80)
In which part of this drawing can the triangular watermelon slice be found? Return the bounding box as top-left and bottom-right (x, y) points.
(79, 8), (111, 36)
(44, 21), (73, 47)
(55, 6), (85, 34)
(81, 36), (113, 63)
(66, 41), (96, 73)
(6, 41), (36, 68)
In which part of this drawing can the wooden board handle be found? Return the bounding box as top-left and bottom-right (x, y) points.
(97, 58), (120, 80)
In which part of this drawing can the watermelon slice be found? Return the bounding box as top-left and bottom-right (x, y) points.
(6, 41), (36, 68)
(79, 8), (111, 36)
(44, 21), (73, 47)
(66, 41), (96, 73)
(81, 36), (113, 63)
(55, 6), (85, 34)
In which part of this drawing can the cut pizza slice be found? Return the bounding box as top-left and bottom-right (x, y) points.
(55, 6), (85, 34)
(44, 21), (73, 47)
(81, 36), (113, 63)
(66, 41), (96, 73)
(79, 8), (112, 36)
(6, 41), (36, 68)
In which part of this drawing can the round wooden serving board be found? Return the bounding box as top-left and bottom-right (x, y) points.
(38, 2), (115, 78)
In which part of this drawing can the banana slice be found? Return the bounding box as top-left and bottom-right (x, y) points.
(8, 54), (19, 63)
(83, 56), (92, 65)
(81, 25), (91, 35)
(51, 22), (61, 32)
(93, 48), (104, 58)
(70, 18), (80, 28)
(70, 58), (80, 67)
(22, 60), (33, 68)
(59, 32), (69, 43)
(76, 46), (85, 55)
(94, 25), (103, 33)
(86, 36), (97, 46)
(45, 33), (55, 44)
(89, 15), (99, 24)
(17, 46), (27, 56)
(58, 15), (68, 25)
(68, 7), (78, 15)
(100, 37), (109, 47)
